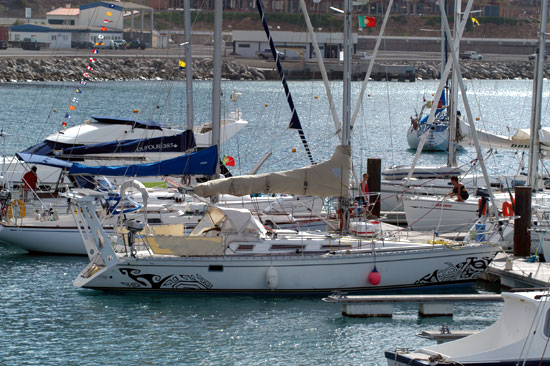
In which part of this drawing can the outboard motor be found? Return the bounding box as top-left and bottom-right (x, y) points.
(475, 187), (489, 218)
(125, 219), (144, 258)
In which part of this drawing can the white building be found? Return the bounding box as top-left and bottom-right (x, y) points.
(10, 2), (153, 48)
(231, 30), (358, 59)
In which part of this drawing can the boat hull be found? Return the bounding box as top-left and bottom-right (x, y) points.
(403, 197), (479, 233)
(407, 124), (449, 151)
(74, 244), (497, 294)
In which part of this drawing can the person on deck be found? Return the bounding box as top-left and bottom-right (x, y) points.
(22, 166), (38, 202)
(450, 176), (469, 202)
(361, 173), (370, 209)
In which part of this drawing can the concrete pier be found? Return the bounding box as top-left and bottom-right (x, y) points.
(323, 293), (502, 318)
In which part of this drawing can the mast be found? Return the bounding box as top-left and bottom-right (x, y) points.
(527, 0), (548, 189)
(447, 0), (459, 167)
(339, 0), (352, 234)
(211, 0), (222, 178)
(184, 0), (193, 131)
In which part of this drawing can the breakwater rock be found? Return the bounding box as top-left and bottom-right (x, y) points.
(0, 57), (543, 82)
(0, 57), (266, 82)
(413, 60), (541, 80)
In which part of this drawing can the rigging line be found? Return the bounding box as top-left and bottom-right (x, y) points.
(256, 0), (314, 165)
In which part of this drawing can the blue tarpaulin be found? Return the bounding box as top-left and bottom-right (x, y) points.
(68, 145), (218, 177)
(16, 152), (74, 169)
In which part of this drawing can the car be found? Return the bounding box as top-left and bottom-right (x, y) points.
(460, 51), (483, 60)
(528, 51), (547, 60)
(256, 48), (286, 60)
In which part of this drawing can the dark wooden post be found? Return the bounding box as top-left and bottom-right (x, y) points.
(514, 186), (532, 257)
(367, 158), (381, 217)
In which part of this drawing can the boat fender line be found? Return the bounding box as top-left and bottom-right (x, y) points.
(502, 201), (514, 217)
(266, 266), (279, 290)
(8, 199), (26, 219)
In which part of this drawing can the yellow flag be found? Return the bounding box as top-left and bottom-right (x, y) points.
(179, 60), (186, 69)
(472, 17), (480, 26)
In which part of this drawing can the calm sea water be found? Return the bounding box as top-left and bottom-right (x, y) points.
(0, 78), (537, 365)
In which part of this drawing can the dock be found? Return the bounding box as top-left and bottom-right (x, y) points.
(486, 252), (550, 288)
(323, 293), (502, 318)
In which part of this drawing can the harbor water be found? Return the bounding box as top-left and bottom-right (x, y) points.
(0, 78), (540, 364)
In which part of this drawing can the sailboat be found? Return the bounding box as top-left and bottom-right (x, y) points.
(70, 0), (499, 294)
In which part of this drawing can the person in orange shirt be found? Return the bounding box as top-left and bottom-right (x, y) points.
(22, 166), (38, 201)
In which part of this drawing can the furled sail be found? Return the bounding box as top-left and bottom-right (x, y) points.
(460, 119), (550, 155)
(194, 145), (351, 198)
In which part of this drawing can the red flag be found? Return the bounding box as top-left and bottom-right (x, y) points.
(89, 57), (96, 63)
(86, 65), (93, 71)
(223, 156), (235, 167)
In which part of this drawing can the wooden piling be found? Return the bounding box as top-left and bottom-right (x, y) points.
(368, 158), (381, 217)
(514, 186), (532, 257)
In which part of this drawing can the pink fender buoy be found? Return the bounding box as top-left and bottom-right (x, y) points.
(368, 266), (381, 285)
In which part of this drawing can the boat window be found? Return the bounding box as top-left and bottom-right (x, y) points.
(544, 309), (550, 337)
(208, 265), (223, 272)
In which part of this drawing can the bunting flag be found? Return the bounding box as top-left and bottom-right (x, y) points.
(104, 19), (112, 23)
(75, 88), (82, 93)
(106, 11), (112, 16)
(83, 72), (90, 78)
(69, 105), (76, 111)
(80, 80), (87, 86)
(223, 155), (235, 167)
(88, 57), (95, 63)
(108, 4), (115, 8)
(86, 65), (93, 71)
(358, 15), (376, 28)
(62, 122), (67, 127)
(95, 42), (104, 46)
(179, 60), (186, 69)
(64, 113), (71, 119)
(92, 49), (98, 54)
(101, 26), (108, 31)
(72, 97), (79, 103)
(472, 17), (480, 26)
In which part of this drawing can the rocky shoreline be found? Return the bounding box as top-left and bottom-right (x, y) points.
(0, 57), (544, 82)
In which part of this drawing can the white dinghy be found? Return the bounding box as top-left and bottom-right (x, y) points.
(385, 290), (550, 366)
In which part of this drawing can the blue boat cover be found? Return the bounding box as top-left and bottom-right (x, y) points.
(63, 130), (196, 155)
(91, 116), (169, 130)
(68, 145), (218, 177)
(16, 153), (74, 169)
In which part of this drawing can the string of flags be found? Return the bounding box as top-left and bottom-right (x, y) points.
(58, 5), (114, 128)
(358, 15), (376, 28)
(472, 17), (480, 26)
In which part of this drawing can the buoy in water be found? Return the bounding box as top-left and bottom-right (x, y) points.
(265, 103), (269, 107)
(476, 117), (480, 121)
(266, 266), (279, 290)
(133, 109), (139, 113)
(314, 95), (318, 99)
(368, 266), (381, 285)
(292, 147), (296, 153)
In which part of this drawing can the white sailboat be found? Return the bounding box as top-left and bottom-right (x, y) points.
(71, 0), (499, 294)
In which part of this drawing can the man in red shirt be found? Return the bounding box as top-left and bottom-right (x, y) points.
(22, 166), (38, 201)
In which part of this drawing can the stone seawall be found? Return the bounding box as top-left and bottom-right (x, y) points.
(0, 57), (543, 82)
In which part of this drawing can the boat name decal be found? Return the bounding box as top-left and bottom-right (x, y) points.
(135, 143), (179, 152)
(119, 268), (213, 289)
(414, 256), (492, 284)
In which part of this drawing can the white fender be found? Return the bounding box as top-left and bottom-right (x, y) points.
(266, 266), (279, 290)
